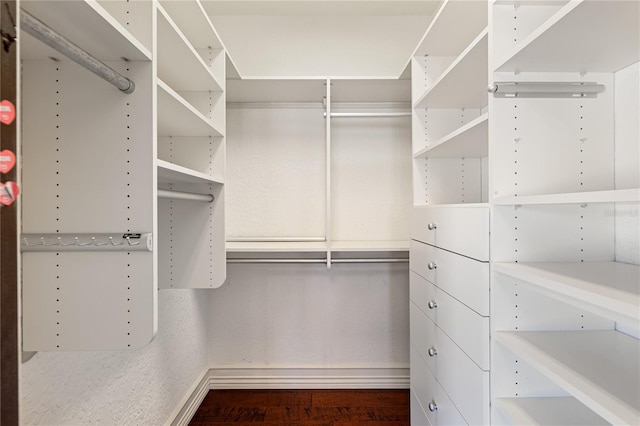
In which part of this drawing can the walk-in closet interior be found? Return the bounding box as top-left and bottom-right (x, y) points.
(6, 1), (639, 425)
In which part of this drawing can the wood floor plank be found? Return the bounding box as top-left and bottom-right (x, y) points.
(202, 390), (313, 407)
(189, 389), (410, 425)
(311, 390), (409, 408)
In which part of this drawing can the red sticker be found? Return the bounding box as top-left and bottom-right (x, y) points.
(0, 181), (19, 206)
(0, 100), (16, 125)
(0, 150), (16, 173)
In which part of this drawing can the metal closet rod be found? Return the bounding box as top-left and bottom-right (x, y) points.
(227, 258), (409, 264)
(488, 81), (605, 98)
(20, 9), (135, 94)
(324, 112), (411, 118)
(158, 189), (214, 202)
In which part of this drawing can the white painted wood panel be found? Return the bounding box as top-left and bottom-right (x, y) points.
(412, 205), (489, 261)
(410, 273), (489, 370)
(410, 304), (489, 425)
(410, 241), (489, 316)
(410, 344), (468, 426)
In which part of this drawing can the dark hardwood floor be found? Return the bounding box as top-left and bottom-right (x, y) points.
(189, 389), (410, 425)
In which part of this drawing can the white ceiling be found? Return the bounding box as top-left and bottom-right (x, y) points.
(201, 1), (441, 79)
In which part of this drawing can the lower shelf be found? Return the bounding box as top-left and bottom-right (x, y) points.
(494, 397), (608, 426)
(494, 330), (640, 425)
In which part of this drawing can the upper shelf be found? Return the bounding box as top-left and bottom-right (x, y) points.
(414, 29), (488, 109)
(227, 79), (326, 104)
(414, 113), (488, 158)
(156, 5), (223, 93)
(412, 0), (488, 58)
(226, 241), (327, 253)
(157, 80), (223, 137)
(493, 188), (640, 206)
(494, 261), (640, 325)
(494, 0), (640, 73)
(331, 240), (409, 252)
(495, 330), (640, 426)
(158, 0), (224, 50)
(21, 0), (151, 61)
(157, 159), (223, 186)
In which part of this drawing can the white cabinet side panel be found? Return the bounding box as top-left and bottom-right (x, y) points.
(21, 59), (155, 350)
(332, 114), (412, 241)
(22, 252), (154, 351)
(491, 74), (614, 198)
(614, 62), (640, 190)
(158, 183), (225, 289)
(424, 158), (483, 205)
(22, 59), (154, 232)
(492, 204), (615, 262)
(614, 62), (640, 265)
(225, 107), (325, 238)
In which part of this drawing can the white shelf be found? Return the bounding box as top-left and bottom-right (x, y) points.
(495, 0), (640, 73)
(414, 113), (488, 158)
(157, 159), (223, 186)
(493, 188), (640, 206)
(156, 5), (223, 92)
(21, 0), (151, 61)
(495, 330), (640, 425)
(158, 0), (224, 50)
(413, 0), (488, 57)
(331, 240), (409, 252)
(226, 79), (326, 103)
(331, 79), (411, 103)
(157, 80), (223, 137)
(414, 29), (488, 109)
(494, 262), (640, 324)
(495, 397), (608, 425)
(226, 241), (327, 253)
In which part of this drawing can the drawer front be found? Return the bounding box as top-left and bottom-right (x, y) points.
(412, 205), (489, 261)
(411, 344), (468, 426)
(410, 303), (489, 425)
(410, 272), (489, 370)
(410, 390), (431, 426)
(410, 240), (489, 316)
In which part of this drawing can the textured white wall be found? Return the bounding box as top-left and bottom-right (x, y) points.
(20, 290), (210, 425)
(208, 263), (409, 367)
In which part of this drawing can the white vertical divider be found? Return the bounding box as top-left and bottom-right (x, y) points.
(325, 78), (332, 268)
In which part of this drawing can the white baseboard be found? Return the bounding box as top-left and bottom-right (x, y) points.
(168, 369), (211, 426)
(169, 364), (409, 425)
(208, 364), (410, 389)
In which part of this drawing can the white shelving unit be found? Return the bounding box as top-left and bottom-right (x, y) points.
(20, 0), (155, 351)
(19, 0), (229, 350)
(409, 1), (490, 424)
(494, 397), (608, 426)
(494, 262), (640, 326)
(156, 0), (227, 289)
(494, 331), (639, 425)
(413, 29), (488, 110)
(413, 112), (488, 158)
(490, 1), (640, 425)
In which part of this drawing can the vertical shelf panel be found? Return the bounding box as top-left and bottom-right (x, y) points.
(21, 51), (155, 350)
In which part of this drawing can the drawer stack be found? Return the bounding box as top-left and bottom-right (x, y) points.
(409, 205), (490, 425)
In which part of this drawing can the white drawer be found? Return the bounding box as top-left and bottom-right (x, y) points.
(410, 240), (489, 316)
(412, 205), (489, 261)
(410, 272), (489, 370)
(410, 303), (490, 425)
(411, 344), (468, 426)
(410, 389), (431, 426)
